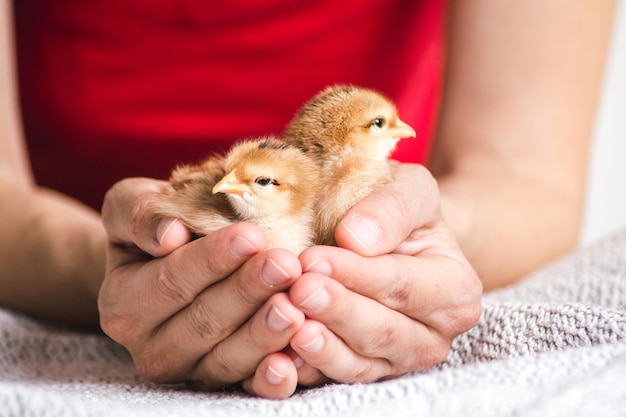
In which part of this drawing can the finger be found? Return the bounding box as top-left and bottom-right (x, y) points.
(101, 177), (191, 257)
(299, 246), (482, 334)
(282, 346), (328, 387)
(334, 163), (441, 257)
(137, 248), (302, 382)
(241, 352), (299, 399)
(191, 292), (304, 388)
(290, 273), (450, 373)
(99, 223), (266, 350)
(290, 320), (398, 384)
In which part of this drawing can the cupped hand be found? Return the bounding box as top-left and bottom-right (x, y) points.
(99, 177), (304, 399)
(288, 163), (483, 385)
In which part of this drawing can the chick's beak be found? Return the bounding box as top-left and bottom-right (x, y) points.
(212, 169), (250, 197)
(391, 119), (417, 139)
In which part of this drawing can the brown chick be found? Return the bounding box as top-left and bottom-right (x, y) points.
(152, 155), (237, 236)
(155, 137), (321, 254)
(284, 84), (416, 246)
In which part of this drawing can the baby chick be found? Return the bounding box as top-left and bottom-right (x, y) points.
(213, 137), (321, 254)
(152, 155), (237, 237)
(154, 137), (321, 254)
(284, 84), (416, 246)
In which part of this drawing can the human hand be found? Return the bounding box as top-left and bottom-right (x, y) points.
(98, 177), (305, 399)
(287, 163), (483, 385)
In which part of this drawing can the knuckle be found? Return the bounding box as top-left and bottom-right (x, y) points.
(242, 322), (274, 352)
(196, 230), (258, 280)
(152, 263), (195, 306)
(385, 273), (414, 309)
(398, 163), (439, 200)
(98, 285), (136, 345)
(411, 165), (441, 215)
(445, 268), (483, 334)
(127, 195), (154, 243)
(416, 340), (451, 369)
(435, 301), (482, 339)
(101, 180), (125, 226)
(231, 280), (259, 309)
(186, 300), (230, 343)
(383, 186), (413, 221)
(207, 344), (246, 384)
(99, 312), (134, 344)
(397, 335), (451, 372)
(425, 259), (482, 337)
(228, 267), (267, 309)
(355, 320), (401, 358)
(338, 361), (375, 384)
(134, 354), (174, 384)
(412, 164), (438, 191)
(449, 300), (483, 335)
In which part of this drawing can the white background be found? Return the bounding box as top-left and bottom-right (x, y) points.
(581, 0), (626, 245)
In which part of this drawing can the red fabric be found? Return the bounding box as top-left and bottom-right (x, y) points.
(13, 0), (445, 210)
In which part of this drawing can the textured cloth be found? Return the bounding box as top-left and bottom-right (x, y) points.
(2, 230), (626, 416)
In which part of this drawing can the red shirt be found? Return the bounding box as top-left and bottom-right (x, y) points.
(13, 0), (445, 210)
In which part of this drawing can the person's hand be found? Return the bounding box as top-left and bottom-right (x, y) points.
(98, 177), (305, 399)
(287, 163), (483, 385)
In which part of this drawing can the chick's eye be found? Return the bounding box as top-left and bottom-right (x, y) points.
(370, 118), (386, 129)
(255, 177), (279, 187)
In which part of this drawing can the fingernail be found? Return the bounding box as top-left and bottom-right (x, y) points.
(341, 214), (380, 250)
(300, 333), (324, 353)
(261, 258), (291, 286)
(267, 306), (293, 331)
(230, 236), (258, 258)
(156, 217), (179, 245)
(265, 365), (286, 385)
(304, 258), (332, 276)
(292, 356), (304, 369)
(299, 287), (329, 311)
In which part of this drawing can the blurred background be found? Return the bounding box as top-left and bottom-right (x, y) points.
(581, 0), (626, 245)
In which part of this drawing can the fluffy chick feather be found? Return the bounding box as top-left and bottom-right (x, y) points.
(154, 137), (321, 254)
(152, 155), (237, 236)
(284, 84), (416, 245)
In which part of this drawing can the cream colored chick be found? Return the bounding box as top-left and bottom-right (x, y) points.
(155, 137), (321, 254)
(284, 84), (416, 246)
(153, 155), (237, 236)
(213, 137), (321, 254)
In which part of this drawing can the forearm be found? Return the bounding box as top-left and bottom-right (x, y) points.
(0, 2), (106, 328)
(431, 0), (615, 289)
(0, 180), (106, 328)
(436, 171), (582, 290)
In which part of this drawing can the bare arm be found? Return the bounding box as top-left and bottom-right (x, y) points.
(0, 0), (105, 328)
(431, 0), (616, 289)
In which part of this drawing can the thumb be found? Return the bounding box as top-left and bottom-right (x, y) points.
(155, 217), (192, 256)
(334, 164), (441, 256)
(102, 177), (192, 257)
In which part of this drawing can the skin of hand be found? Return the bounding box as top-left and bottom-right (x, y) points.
(282, 163), (483, 385)
(98, 177), (307, 399)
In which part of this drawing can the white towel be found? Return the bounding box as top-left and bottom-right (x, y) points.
(2, 230), (626, 417)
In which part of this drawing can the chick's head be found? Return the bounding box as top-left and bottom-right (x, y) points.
(212, 137), (320, 220)
(285, 84), (416, 160)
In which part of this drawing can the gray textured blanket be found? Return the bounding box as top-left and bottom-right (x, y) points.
(2, 230), (626, 417)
